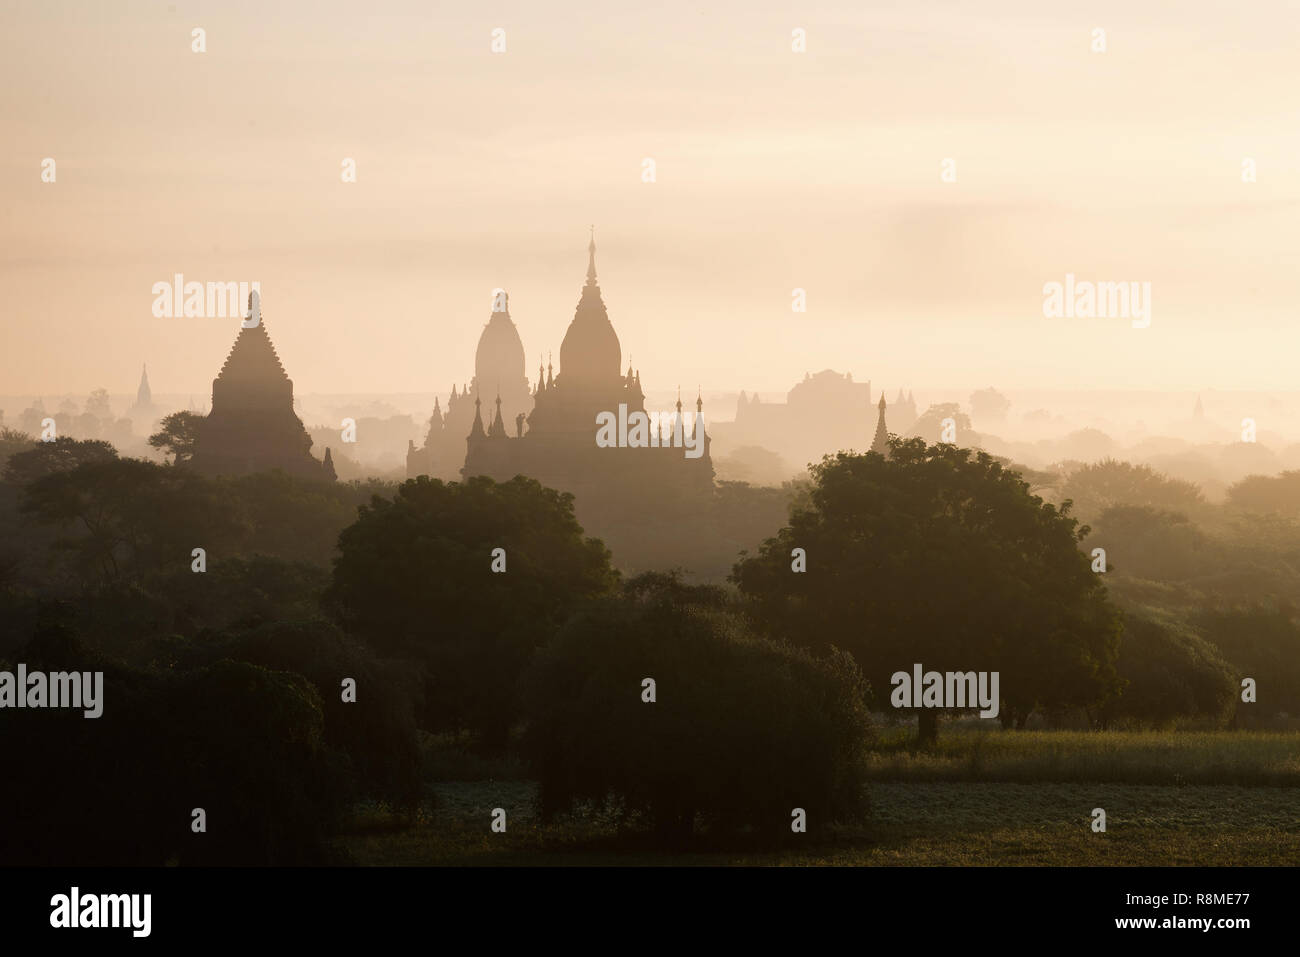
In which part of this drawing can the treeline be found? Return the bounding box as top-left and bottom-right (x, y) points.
(1055, 459), (1300, 728)
(1, 430), (1297, 864)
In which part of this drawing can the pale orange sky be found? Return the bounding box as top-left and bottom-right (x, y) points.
(3, 0), (1299, 399)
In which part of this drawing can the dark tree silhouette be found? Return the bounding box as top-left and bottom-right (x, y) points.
(1096, 614), (1234, 729)
(1061, 459), (1203, 524)
(1199, 603), (1300, 722)
(148, 410), (205, 465)
(1226, 471), (1300, 517)
(732, 438), (1123, 742)
(3, 436), (117, 485)
(522, 574), (872, 839)
(325, 474), (619, 744)
(20, 458), (240, 584)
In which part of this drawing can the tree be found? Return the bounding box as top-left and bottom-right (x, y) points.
(19, 457), (241, 585)
(1060, 459), (1204, 525)
(220, 470), (370, 566)
(1097, 615), (1235, 729)
(85, 388), (112, 420)
(0, 428), (35, 475)
(969, 387), (1011, 424)
(1060, 429), (1118, 465)
(1199, 604), (1300, 721)
(3, 436), (117, 485)
(0, 619), (347, 865)
(1225, 471), (1300, 517)
(732, 438), (1123, 742)
(325, 475), (619, 743)
(148, 410), (205, 465)
(191, 617), (423, 812)
(522, 574), (872, 839)
(1085, 505), (1218, 582)
(908, 403), (979, 447)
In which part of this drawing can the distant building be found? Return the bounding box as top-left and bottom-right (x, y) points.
(461, 236), (714, 526)
(410, 236), (714, 532)
(891, 388), (918, 433)
(723, 371), (915, 469)
(407, 292), (532, 481)
(127, 364), (159, 432)
(871, 396), (891, 457)
(190, 296), (333, 480)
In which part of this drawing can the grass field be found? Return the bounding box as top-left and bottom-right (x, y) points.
(336, 729), (1300, 866)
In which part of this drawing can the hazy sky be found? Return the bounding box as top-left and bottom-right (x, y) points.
(4, 0), (1299, 400)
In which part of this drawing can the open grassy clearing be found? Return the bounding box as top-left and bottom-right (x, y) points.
(336, 730), (1300, 865)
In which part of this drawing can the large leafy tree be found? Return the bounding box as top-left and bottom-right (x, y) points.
(1084, 505), (1219, 583)
(19, 457), (241, 585)
(907, 402), (979, 446)
(1225, 471), (1300, 517)
(1097, 614), (1234, 729)
(0, 427), (37, 474)
(732, 438), (1123, 741)
(1060, 459), (1204, 525)
(148, 410), (205, 465)
(522, 574), (872, 839)
(1199, 603), (1300, 721)
(3, 436), (118, 485)
(969, 387), (1011, 424)
(324, 474), (619, 743)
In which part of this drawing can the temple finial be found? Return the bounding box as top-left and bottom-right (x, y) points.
(586, 226), (597, 285)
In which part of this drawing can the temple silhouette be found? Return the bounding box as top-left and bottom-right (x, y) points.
(127, 363), (159, 433)
(717, 373), (916, 471)
(405, 291), (531, 482)
(408, 235), (715, 528)
(190, 295), (334, 480)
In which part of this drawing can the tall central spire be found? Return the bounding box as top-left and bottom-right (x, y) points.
(586, 225), (597, 286)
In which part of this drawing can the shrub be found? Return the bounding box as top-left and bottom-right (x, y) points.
(1099, 615), (1236, 729)
(0, 617), (348, 865)
(522, 576), (872, 839)
(1198, 604), (1300, 719)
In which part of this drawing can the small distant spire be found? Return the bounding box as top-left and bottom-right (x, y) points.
(322, 447), (337, 482)
(696, 387), (703, 415)
(676, 386), (683, 415)
(488, 392), (507, 438)
(469, 396), (486, 439)
(136, 363), (152, 406)
(586, 227), (598, 285)
(425, 399), (444, 440)
(871, 396), (890, 457)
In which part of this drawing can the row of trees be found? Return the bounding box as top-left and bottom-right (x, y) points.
(2, 425), (1296, 859)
